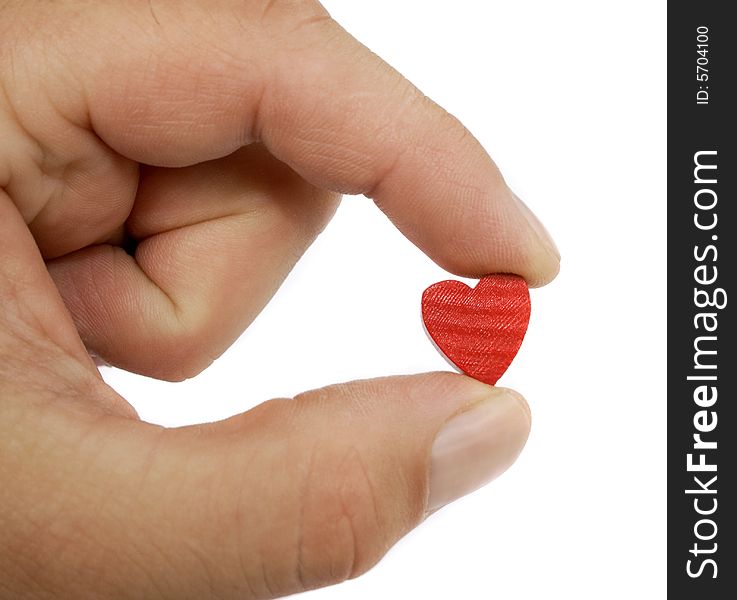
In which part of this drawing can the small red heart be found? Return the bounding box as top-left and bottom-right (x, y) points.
(421, 274), (531, 385)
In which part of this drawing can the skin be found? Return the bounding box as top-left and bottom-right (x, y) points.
(0, 1), (560, 598)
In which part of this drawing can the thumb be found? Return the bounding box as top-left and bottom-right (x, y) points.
(7, 373), (530, 599)
(148, 373), (530, 596)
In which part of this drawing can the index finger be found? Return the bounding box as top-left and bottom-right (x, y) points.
(64, 1), (560, 284)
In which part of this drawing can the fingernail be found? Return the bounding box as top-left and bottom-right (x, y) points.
(512, 191), (560, 261)
(89, 352), (111, 368)
(427, 388), (531, 512)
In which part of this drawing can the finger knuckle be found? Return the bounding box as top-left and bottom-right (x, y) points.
(294, 443), (386, 589)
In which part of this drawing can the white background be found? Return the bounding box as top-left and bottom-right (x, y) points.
(103, 1), (667, 598)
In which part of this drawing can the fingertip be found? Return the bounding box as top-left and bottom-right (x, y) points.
(509, 191), (560, 287)
(526, 246), (561, 288)
(492, 386), (532, 429)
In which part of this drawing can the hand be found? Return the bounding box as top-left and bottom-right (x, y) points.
(0, 1), (560, 598)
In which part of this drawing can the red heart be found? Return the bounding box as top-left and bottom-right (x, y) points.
(421, 274), (531, 385)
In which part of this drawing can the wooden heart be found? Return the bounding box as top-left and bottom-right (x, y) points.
(421, 274), (531, 385)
